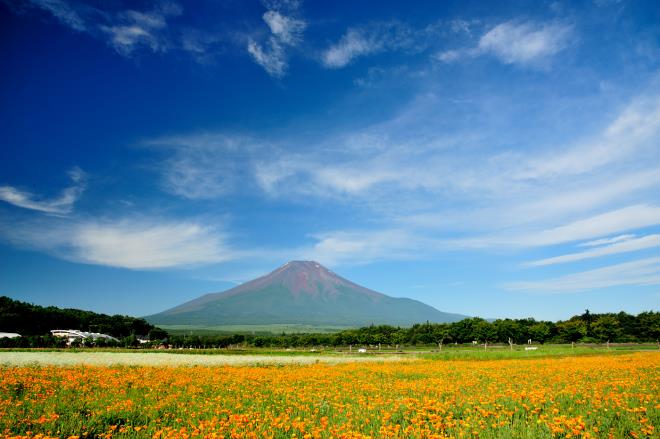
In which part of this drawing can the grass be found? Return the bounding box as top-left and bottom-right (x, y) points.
(1, 352), (657, 438)
(0, 351), (404, 367)
(422, 343), (660, 361)
(158, 323), (354, 335)
(1, 344), (658, 366)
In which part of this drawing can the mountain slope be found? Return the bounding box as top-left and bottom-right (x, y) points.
(0, 296), (158, 337)
(145, 261), (467, 327)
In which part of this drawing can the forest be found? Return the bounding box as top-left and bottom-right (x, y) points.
(1, 296), (658, 348)
(212, 310), (660, 349)
(0, 296), (161, 345)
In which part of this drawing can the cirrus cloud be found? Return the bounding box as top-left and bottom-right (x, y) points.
(436, 20), (573, 67)
(247, 2), (306, 77)
(0, 214), (234, 270)
(0, 167), (86, 215)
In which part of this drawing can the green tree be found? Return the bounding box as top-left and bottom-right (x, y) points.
(528, 322), (553, 343)
(591, 315), (622, 342)
(556, 319), (587, 343)
(493, 319), (524, 344)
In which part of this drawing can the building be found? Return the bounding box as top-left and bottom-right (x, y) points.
(50, 329), (119, 345)
(0, 332), (21, 339)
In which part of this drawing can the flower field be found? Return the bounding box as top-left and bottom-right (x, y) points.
(1, 352), (658, 438)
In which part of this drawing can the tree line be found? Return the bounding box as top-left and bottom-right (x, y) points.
(0, 296), (160, 339)
(1, 295), (657, 349)
(232, 310), (660, 349)
(162, 310), (659, 348)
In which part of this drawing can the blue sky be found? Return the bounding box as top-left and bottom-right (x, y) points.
(1, 0), (659, 321)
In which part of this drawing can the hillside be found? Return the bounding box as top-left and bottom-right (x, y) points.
(0, 296), (158, 338)
(145, 261), (467, 327)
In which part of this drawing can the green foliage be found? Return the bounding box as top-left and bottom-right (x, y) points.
(161, 310), (659, 349)
(0, 296), (167, 340)
(1, 296), (657, 350)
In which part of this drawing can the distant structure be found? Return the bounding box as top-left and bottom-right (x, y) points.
(0, 332), (21, 339)
(50, 329), (119, 345)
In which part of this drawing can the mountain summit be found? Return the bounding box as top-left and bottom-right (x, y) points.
(145, 261), (467, 327)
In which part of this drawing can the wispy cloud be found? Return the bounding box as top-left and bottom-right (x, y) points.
(0, 167), (86, 215)
(26, 0), (88, 31)
(180, 29), (224, 64)
(321, 22), (415, 69)
(0, 214), (233, 269)
(247, 2), (306, 77)
(506, 257), (660, 293)
(247, 39), (287, 77)
(151, 88), (660, 221)
(578, 234), (635, 247)
(437, 20), (573, 67)
(457, 205), (660, 250)
(300, 229), (422, 266)
(522, 205), (660, 247)
(478, 21), (572, 65)
(527, 234), (660, 267)
(146, 133), (261, 200)
(516, 94), (660, 180)
(322, 29), (379, 69)
(11, 1), (221, 59)
(99, 4), (182, 55)
(74, 220), (229, 269)
(129, 76), (660, 270)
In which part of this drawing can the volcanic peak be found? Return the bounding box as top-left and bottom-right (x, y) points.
(145, 260), (469, 326)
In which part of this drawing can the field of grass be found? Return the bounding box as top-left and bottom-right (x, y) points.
(1, 351), (658, 438)
(0, 351), (404, 367)
(158, 324), (353, 335)
(2, 342), (656, 360)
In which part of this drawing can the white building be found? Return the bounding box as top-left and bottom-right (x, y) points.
(50, 329), (119, 345)
(0, 332), (21, 339)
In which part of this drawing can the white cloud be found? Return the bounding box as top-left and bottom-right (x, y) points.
(321, 23), (415, 69)
(28, 0), (87, 31)
(247, 5), (305, 77)
(247, 39), (287, 77)
(301, 229), (423, 266)
(17, 1), (184, 57)
(100, 5), (182, 55)
(578, 234), (635, 247)
(524, 205), (660, 246)
(449, 19), (472, 34)
(0, 167), (86, 215)
(147, 133), (259, 199)
(506, 257), (660, 293)
(460, 205), (660, 249)
(478, 21), (572, 65)
(314, 166), (401, 194)
(322, 29), (382, 68)
(180, 29), (223, 63)
(437, 20), (572, 67)
(74, 220), (229, 269)
(0, 214), (232, 270)
(527, 234), (660, 267)
(435, 49), (462, 63)
(144, 86), (660, 271)
(101, 25), (159, 54)
(262, 10), (305, 45)
(517, 94), (660, 179)
(253, 156), (303, 194)
(152, 89), (660, 223)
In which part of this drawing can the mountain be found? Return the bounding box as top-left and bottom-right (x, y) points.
(145, 261), (467, 327)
